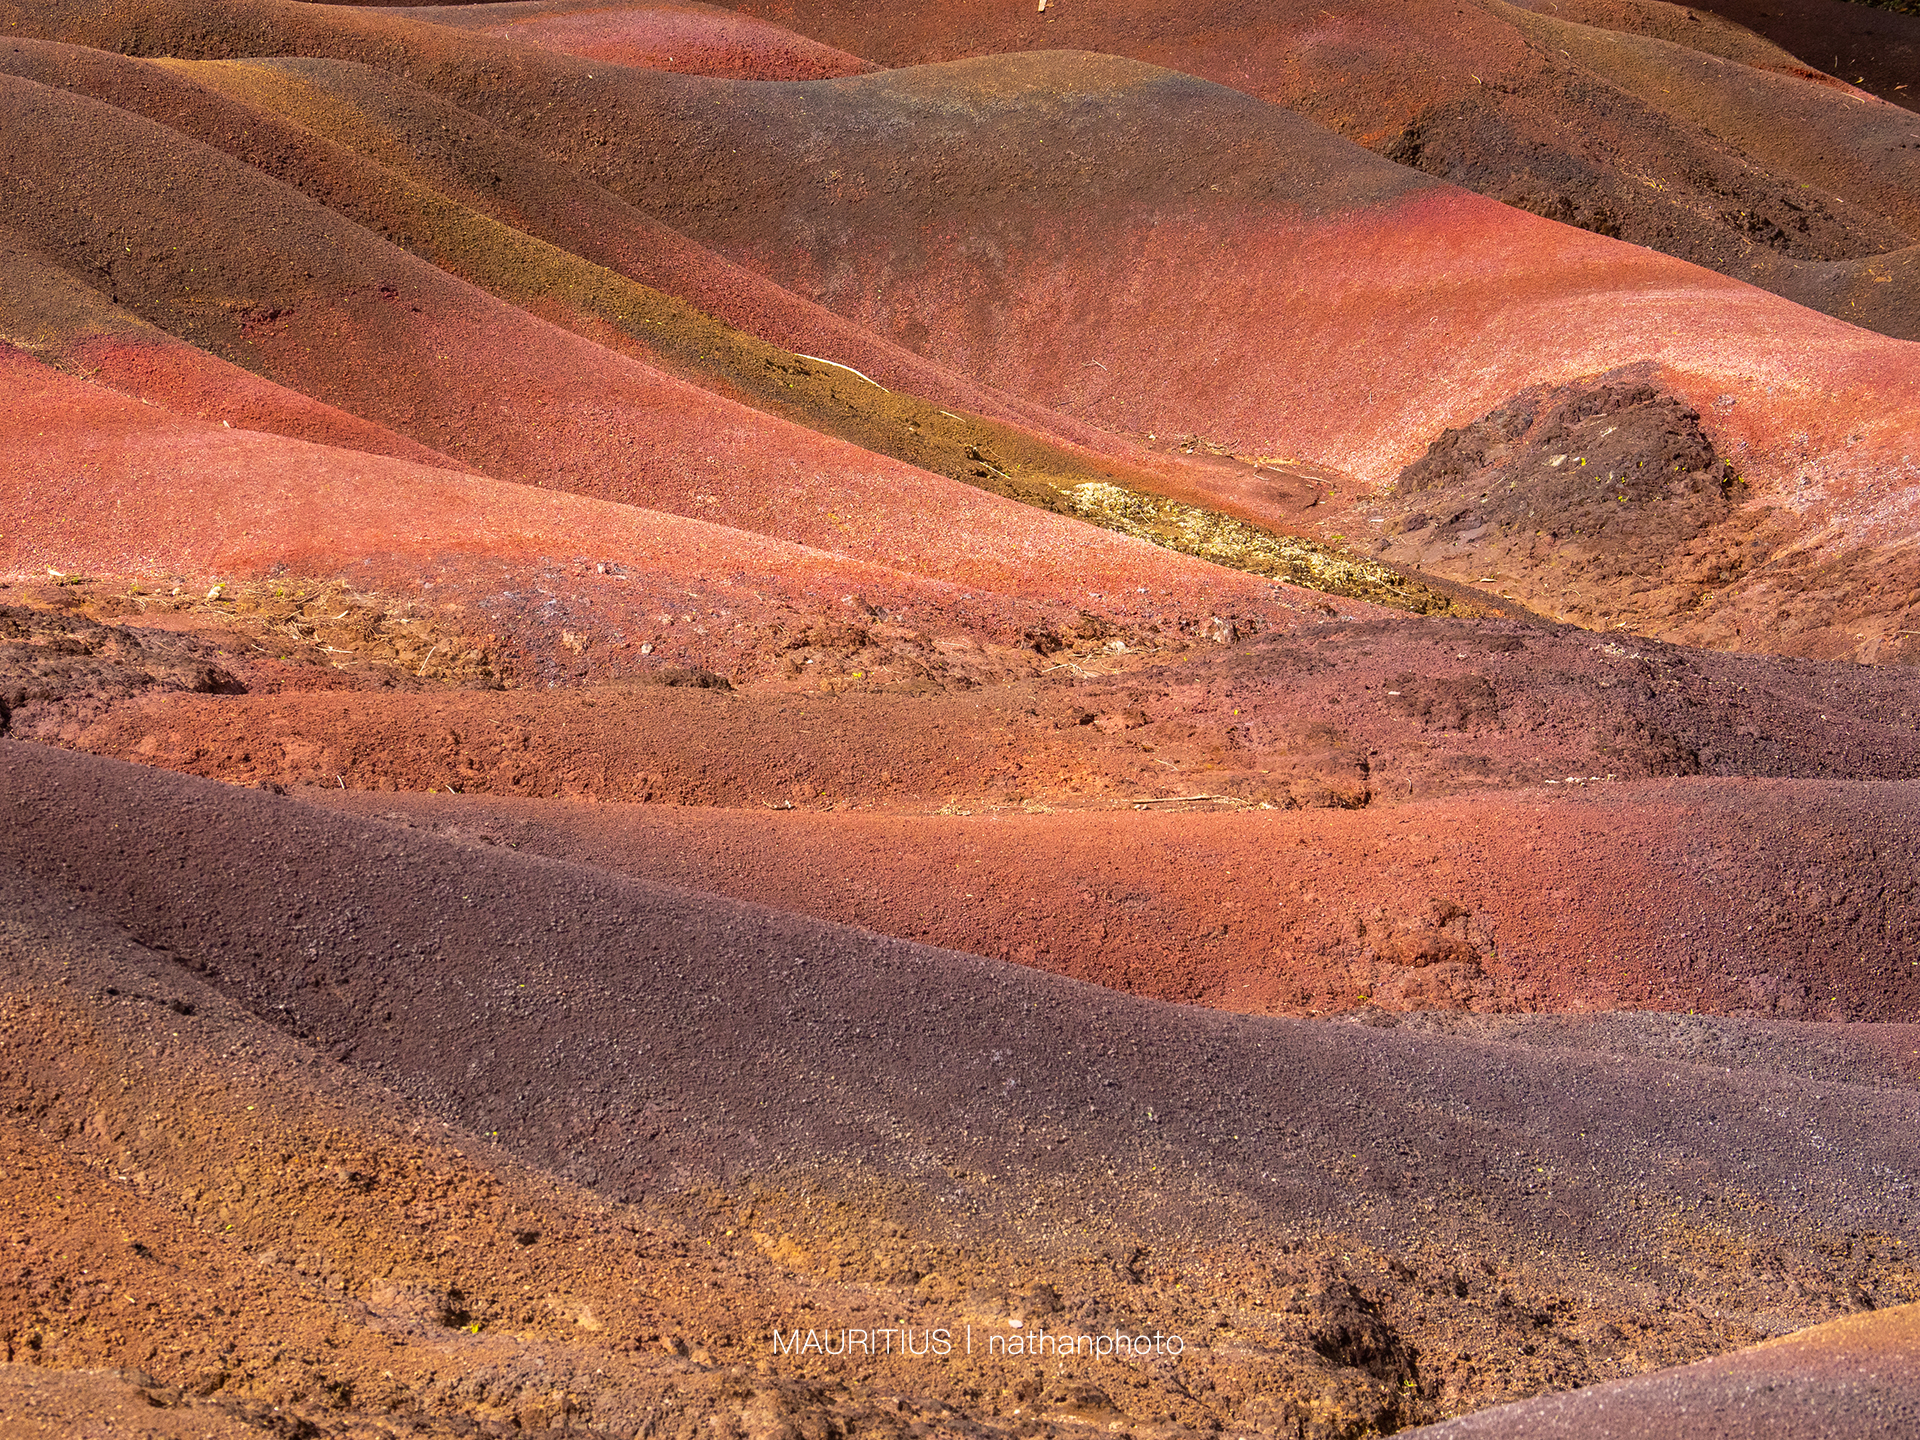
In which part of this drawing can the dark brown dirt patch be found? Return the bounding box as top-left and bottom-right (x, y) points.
(1386, 366), (1741, 619)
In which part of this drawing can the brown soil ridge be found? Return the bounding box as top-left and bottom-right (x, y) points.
(0, 36), (1255, 525)
(683, 0), (1920, 333)
(1, 336), (1364, 694)
(391, 0), (879, 80)
(30, 599), (1920, 804)
(1373, 366), (1920, 658)
(309, 775), (1920, 1024)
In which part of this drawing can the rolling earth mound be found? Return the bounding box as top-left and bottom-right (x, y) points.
(4, 1), (1920, 1434)
(389, 0), (877, 80)
(5, 0), (1919, 660)
(1, 345), (1359, 696)
(307, 775), (1920, 1023)
(687, 0), (1920, 335)
(512, 45), (1920, 661)
(3, 739), (1919, 1436)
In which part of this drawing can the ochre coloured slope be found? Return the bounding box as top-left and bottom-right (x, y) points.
(0, 35), (1085, 452)
(8, 3), (1916, 653)
(0, 46), (1344, 603)
(18, 38), (1269, 520)
(1399, 1302), (1920, 1438)
(391, 0), (876, 80)
(585, 49), (1920, 503)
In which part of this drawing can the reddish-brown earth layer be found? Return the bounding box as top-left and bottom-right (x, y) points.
(0, 31), (1229, 499)
(6, 0), (1920, 1433)
(538, 46), (1920, 658)
(6, 0), (1920, 657)
(0, 346), (1364, 697)
(690, 0), (1920, 321)
(1688, 0), (1920, 111)
(306, 778), (1920, 1023)
(4, 741), (1920, 1438)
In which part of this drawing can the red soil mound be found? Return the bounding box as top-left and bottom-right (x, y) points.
(0, 225), (461, 467)
(10, 0), (1920, 336)
(9, 3), (1917, 658)
(1399, 1302), (1920, 1438)
(1, 50), (1345, 613)
(1, 347), (1348, 690)
(0, 33), (1254, 512)
(556, 50), (1920, 659)
(693, 0), (1920, 315)
(392, 0), (876, 79)
(311, 776), (1920, 1024)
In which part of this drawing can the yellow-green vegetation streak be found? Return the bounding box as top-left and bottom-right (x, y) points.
(1052, 482), (1481, 616)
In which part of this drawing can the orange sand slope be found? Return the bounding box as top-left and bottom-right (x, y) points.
(5, 740), (1917, 1432)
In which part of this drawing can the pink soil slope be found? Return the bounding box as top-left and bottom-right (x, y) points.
(392, 0), (875, 80)
(1400, 1302), (1920, 1438)
(0, 344), (1360, 671)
